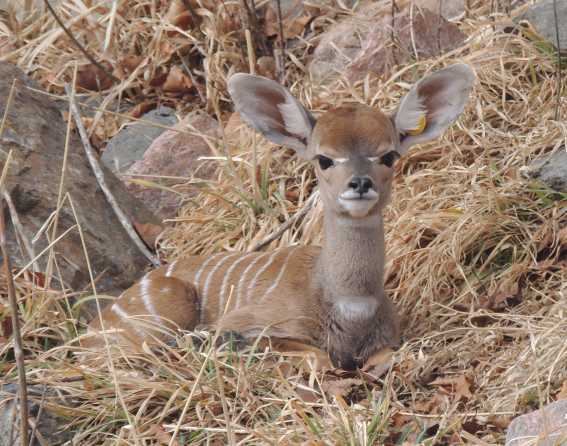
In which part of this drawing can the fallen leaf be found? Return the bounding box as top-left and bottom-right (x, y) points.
(76, 62), (114, 91)
(557, 380), (567, 400)
(130, 101), (156, 119)
(430, 373), (473, 402)
(264, 1), (311, 39)
(321, 378), (363, 399)
(133, 221), (164, 247)
(162, 66), (193, 93)
(256, 56), (276, 80)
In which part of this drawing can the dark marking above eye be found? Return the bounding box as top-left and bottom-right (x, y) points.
(379, 151), (400, 168)
(316, 155), (335, 170)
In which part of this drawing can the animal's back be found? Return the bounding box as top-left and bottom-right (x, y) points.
(158, 245), (322, 326)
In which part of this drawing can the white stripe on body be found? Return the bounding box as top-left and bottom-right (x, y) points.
(200, 253), (240, 323)
(245, 249), (284, 303)
(262, 249), (294, 300)
(194, 253), (225, 288)
(235, 252), (269, 308)
(139, 275), (161, 324)
(218, 253), (255, 318)
(165, 260), (178, 277)
(111, 303), (147, 338)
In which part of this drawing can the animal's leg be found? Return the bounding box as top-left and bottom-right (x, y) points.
(83, 276), (200, 350)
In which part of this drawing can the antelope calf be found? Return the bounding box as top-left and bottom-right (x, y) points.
(85, 64), (474, 370)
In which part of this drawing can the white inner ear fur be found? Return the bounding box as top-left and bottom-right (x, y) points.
(277, 94), (312, 141)
(395, 89), (426, 135)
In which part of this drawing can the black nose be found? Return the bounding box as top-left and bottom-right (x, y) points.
(348, 176), (373, 195)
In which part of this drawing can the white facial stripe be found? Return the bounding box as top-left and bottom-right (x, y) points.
(201, 253), (239, 323)
(236, 252), (268, 307)
(262, 249), (294, 300)
(246, 250), (281, 303)
(334, 158), (349, 164)
(218, 253), (254, 317)
(367, 156), (380, 162)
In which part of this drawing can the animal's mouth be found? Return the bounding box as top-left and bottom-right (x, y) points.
(339, 189), (379, 201)
(338, 189), (379, 217)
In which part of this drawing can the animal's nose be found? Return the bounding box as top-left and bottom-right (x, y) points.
(348, 176), (373, 195)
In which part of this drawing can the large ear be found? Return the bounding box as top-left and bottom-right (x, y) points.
(394, 64), (475, 155)
(228, 73), (316, 158)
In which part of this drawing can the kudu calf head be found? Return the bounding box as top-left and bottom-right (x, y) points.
(228, 64), (475, 220)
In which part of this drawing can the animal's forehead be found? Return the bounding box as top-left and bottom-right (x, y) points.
(312, 105), (395, 156)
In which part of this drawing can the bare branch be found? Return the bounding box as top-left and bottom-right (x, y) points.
(43, 0), (120, 85)
(250, 192), (319, 252)
(64, 84), (161, 267)
(0, 200), (29, 446)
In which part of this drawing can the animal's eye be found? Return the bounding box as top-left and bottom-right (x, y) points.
(380, 151), (399, 168)
(317, 155), (335, 170)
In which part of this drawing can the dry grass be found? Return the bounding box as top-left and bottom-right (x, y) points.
(1, 0), (566, 444)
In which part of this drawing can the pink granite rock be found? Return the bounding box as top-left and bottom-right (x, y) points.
(126, 111), (220, 219)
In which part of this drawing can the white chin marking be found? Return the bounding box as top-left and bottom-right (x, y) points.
(338, 198), (377, 218)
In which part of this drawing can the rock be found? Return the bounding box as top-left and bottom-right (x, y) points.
(101, 106), (178, 173)
(516, 0), (567, 53)
(126, 111), (219, 219)
(505, 399), (567, 446)
(308, 2), (466, 83)
(0, 62), (160, 293)
(419, 0), (466, 21)
(526, 147), (567, 193)
(0, 383), (74, 446)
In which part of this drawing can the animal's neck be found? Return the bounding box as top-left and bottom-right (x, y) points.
(318, 210), (386, 309)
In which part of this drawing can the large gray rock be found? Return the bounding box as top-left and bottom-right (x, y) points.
(527, 147), (567, 193)
(506, 399), (567, 446)
(0, 384), (73, 446)
(0, 62), (160, 293)
(517, 0), (567, 52)
(101, 106), (178, 173)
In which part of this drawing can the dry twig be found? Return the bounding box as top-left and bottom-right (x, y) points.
(64, 84), (161, 267)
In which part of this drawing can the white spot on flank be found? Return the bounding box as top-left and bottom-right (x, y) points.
(218, 253), (254, 317)
(201, 253), (239, 323)
(246, 250), (281, 303)
(235, 252), (268, 307)
(165, 260), (178, 277)
(262, 249), (294, 300)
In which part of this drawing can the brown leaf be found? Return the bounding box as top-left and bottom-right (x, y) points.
(130, 101), (156, 119)
(256, 56), (276, 80)
(557, 380), (567, 400)
(264, 1), (311, 40)
(321, 378), (363, 398)
(295, 385), (320, 403)
(133, 221), (164, 247)
(430, 373), (473, 402)
(165, 0), (201, 30)
(76, 62), (114, 91)
(162, 66), (193, 94)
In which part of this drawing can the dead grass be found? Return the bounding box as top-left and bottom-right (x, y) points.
(1, 0), (566, 444)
